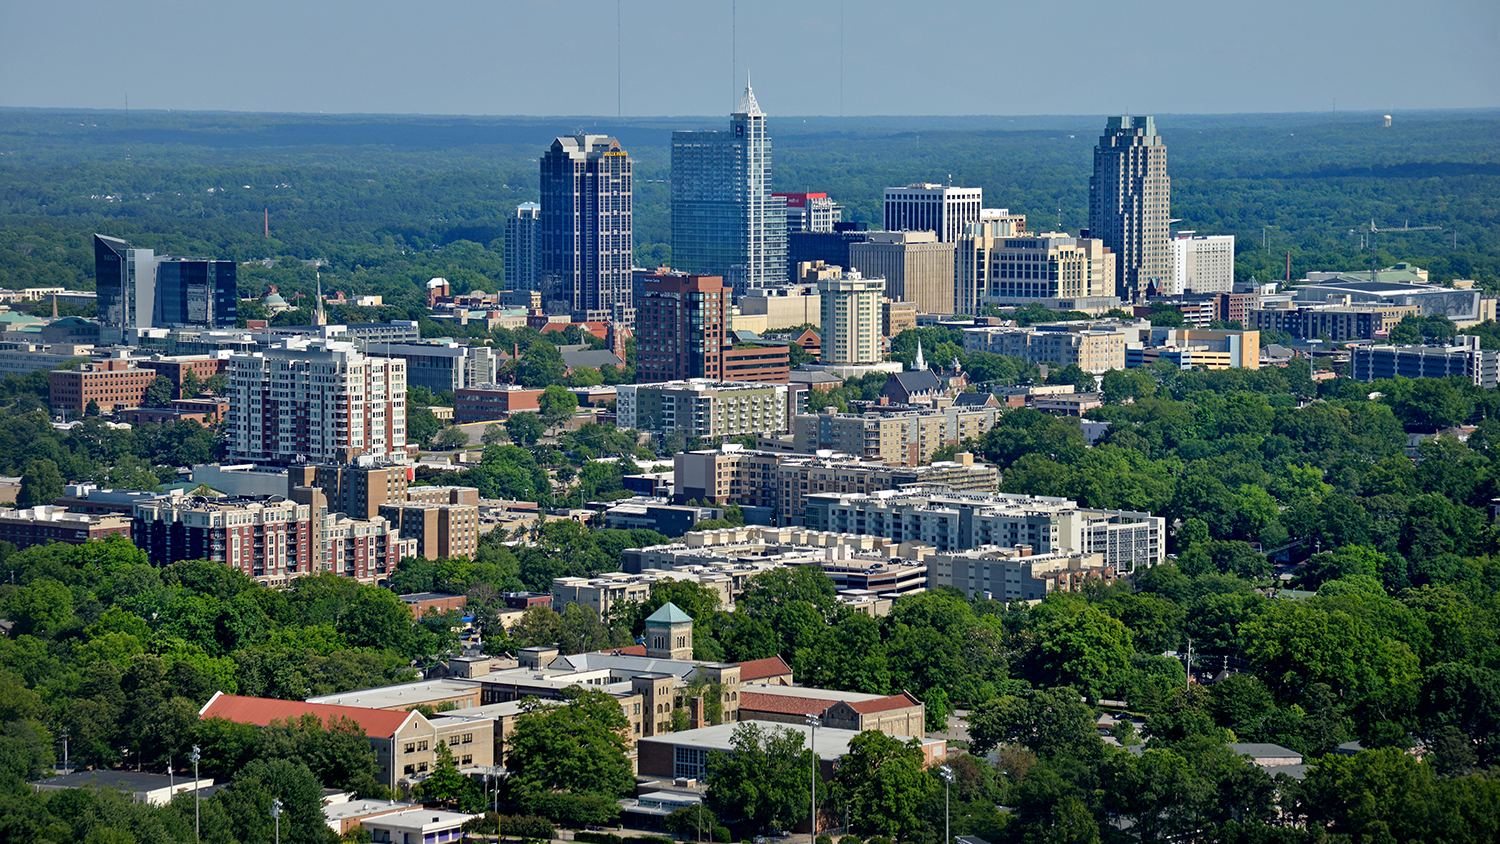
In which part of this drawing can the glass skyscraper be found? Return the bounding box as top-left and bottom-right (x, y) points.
(671, 86), (787, 293)
(1088, 116), (1170, 304)
(156, 256), (237, 329)
(539, 135), (633, 325)
(95, 234), (237, 343)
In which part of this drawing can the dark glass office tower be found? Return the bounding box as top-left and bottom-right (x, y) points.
(539, 135), (634, 326)
(155, 257), (238, 328)
(1088, 116), (1170, 304)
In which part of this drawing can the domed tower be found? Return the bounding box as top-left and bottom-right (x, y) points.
(644, 602), (694, 661)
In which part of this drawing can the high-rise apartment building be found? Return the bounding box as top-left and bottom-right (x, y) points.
(774, 192), (843, 233)
(539, 136), (633, 324)
(956, 228), (1117, 315)
(1169, 232), (1235, 295)
(819, 271), (885, 366)
(849, 232), (957, 316)
(617, 380), (789, 439)
(226, 338), (407, 468)
(1088, 116), (1171, 304)
(95, 235), (238, 342)
(671, 86), (787, 292)
(503, 202), (541, 294)
(883, 184), (984, 243)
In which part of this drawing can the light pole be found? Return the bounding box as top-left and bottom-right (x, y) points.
(939, 765), (954, 844)
(805, 714), (820, 841)
(60, 729), (69, 774)
(270, 797), (283, 844)
(190, 745), (201, 842)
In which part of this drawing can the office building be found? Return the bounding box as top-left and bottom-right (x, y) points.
(1250, 303), (1418, 342)
(1350, 335), (1500, 388)
(539, 136), (634, 323)
(503, 202), (541, 294)
(225, 337), (407, 468)
(883, 184), (984, 243)
(849, 232), (957, 316)
(94, 234), (156, 343)
(788, 226), (875, 282)
(0, 506), (131, 550)
(382, 340), (498, 395)
(962, 321), (1133, 374)
(616, 380), (788, 439)
(1128, 327), (1260, 370)
(884, 299), (919, 338)
(289, 462), (411, 520)
(1089, 116), (1171, 303)
(1169, 232), (1235, 295)
(736, 282), (821, 332)
(634, 272), (786, 384)
(48, 357), (157, 414)
(803, 489), (1165, 573)
(95, 235), (238, 341)
(1289, 277), (1495, 327)
(956, 226), (1117, 316)
(671, 86), (787, 292)
(774, 192), (843, 233)
(155, 257), (237, 329)
(819, 270), (885, 366)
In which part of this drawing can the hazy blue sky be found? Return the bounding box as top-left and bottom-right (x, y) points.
(3, 0), (1496, 116)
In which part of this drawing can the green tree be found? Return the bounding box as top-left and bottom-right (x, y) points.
(143, 374), (176, 408)
(17, 457), (63, 507)
(967, 686), (1102, 762)
(516, 344), (566, 388)
(704, 721), (810, 833)
(506, 687), (634, 804)
(505, 413), (546, 447)
(1028, 597), (1133, 700)
(537, 385), (579, 429)
(834, 731), (934, 841)
(432, 426), (469, 450)
(419, 741), (472, 806)
(481, 423), (507, 445)
(179, 368), (202, 399)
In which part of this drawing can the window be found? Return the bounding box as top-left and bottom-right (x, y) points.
(417, 741), (429, 752)
(404, 743), (415, 754)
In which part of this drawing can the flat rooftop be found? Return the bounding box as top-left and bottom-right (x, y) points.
(305, 678), (479, 709)
(640, 719), (939, 761)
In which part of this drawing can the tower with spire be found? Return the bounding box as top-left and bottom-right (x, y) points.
(314, 272), (327, 327)
(670, 82), (788, 294)
(914, 339), (927, 371)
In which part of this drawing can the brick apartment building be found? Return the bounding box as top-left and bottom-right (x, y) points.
(49, 358), (156, 414)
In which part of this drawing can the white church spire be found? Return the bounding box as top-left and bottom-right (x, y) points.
(914, 339), (927, 371)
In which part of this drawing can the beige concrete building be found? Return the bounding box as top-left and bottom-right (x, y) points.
(962, 322), (1133, 374)
(616, 380), (789, 439)
(883, 299), (918, 338)
(790, 406), (1002, 466)
(850, 232), (958, 316)
(379, 501), (480, 561)
(927, 545), (1116, 602)
(956, 228), (1117, 316)
(820, 271), (886, 366)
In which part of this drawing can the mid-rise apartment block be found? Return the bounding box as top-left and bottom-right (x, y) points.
(883, 184), (984, 243)
(382, 340), (498, 395)
(133, 495), (317, 587)
(1349, 335), (1500, 388)
(289, 462), (412, 520)
(616, 380), (789, 439)
(49, 357), (157, 414)
(380, 501), (480, 561)
(819, 271), (885, 366)
(962, 321), (1133, 374)
(225, 337), (407, 468)
(1251, 304), (1418, 342)
(1089, 116), (1170, 303)
(849, 232), (958, 316)
(674, 445), (1000, 525)
(803, 489), (1165, 573)
(0, 506), (131, 550)
(1169, 232), (1235, 295)
(790, 405), (1002, 467)
(927, 546), (1116, 602)
(539, 136), (633, 322)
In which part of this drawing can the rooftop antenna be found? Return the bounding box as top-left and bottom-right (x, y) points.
(616, 0), (622, 119)
(731, 0), (737, 112)
(839, 0), (844, 118)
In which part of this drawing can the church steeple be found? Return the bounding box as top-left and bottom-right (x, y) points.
(914, 339), (927, 371)
(314, 271), (327, 327)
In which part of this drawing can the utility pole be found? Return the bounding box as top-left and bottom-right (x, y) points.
(806, 714), (820, 840)
(1184, 638), (1193, 690)
(190, 745), (201, 842)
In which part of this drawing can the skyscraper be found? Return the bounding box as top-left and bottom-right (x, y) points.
(539, 136), (633, 324)
(883, 184), (984, 243)
(1088, 116), (1171, 303)
(634, 271), (729, 383)
(672, 86), (787, 292)
(819, 270), (885, 366)
(504, 202), (541, 294)
(155, 256), (238, 329)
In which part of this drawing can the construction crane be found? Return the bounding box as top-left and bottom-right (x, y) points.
(1349, 219), (1441, 283)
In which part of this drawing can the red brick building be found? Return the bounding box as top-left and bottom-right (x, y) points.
(453, 386), (544, 424)
(49, 359), (156, 414)
(0, 506), (131, 550)
(137, 355), (227, 388)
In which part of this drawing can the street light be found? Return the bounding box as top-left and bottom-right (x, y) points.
(939, 765), (954, 844)
(805, 714), (820, 840)
(270, 797), (283, 844)
(190, 745), (201, 842)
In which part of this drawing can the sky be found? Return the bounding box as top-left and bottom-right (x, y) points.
(2, 0), (1497, 117)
